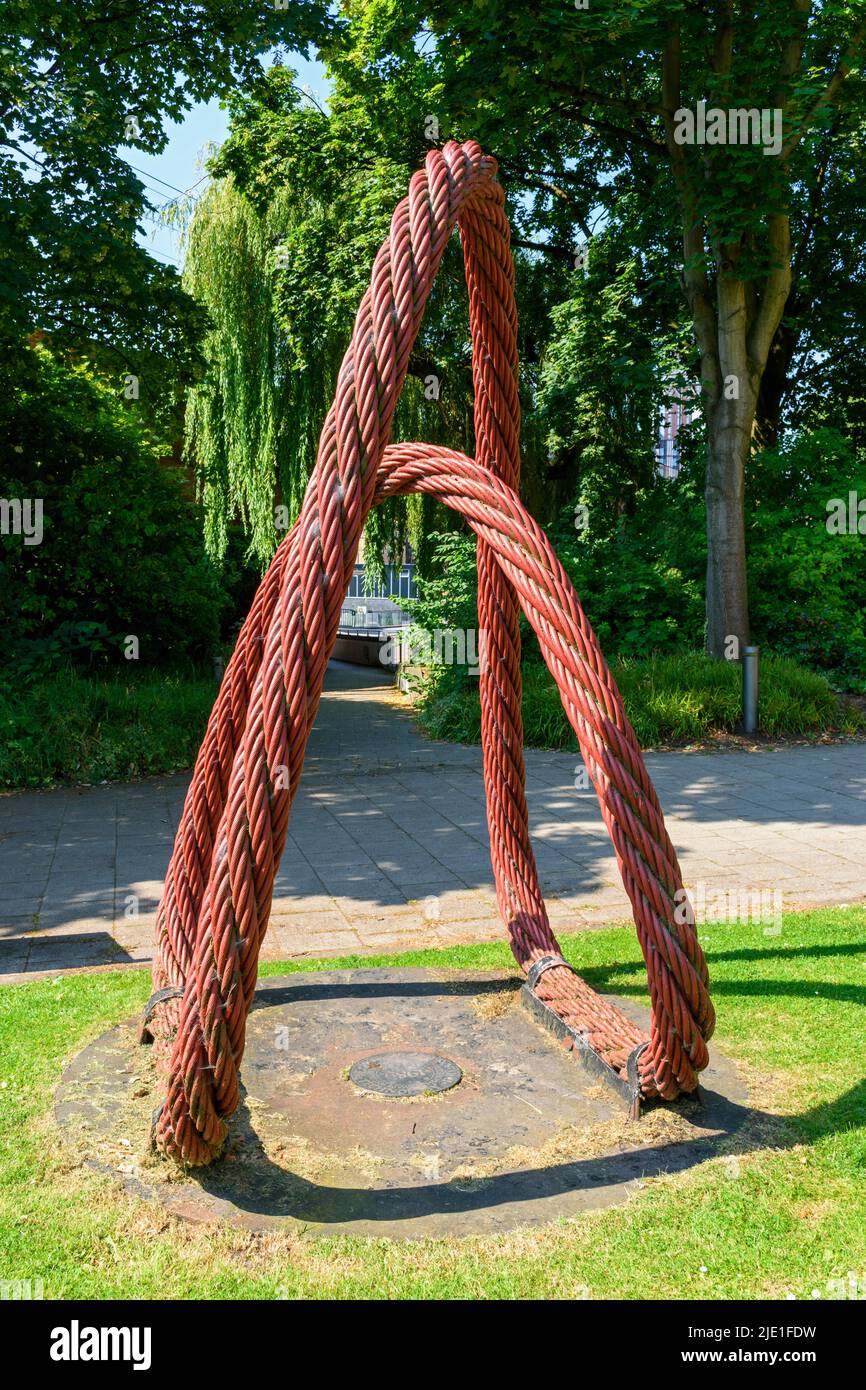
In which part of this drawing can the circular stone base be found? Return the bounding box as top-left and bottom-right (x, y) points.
(56, 967), (749, 1239)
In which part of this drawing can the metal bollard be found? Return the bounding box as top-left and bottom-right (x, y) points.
(742, 645), (759, 735)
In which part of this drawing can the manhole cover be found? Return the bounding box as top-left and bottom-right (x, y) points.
(349, 1050), (462, 1097)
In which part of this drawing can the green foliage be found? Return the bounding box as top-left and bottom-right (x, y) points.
(182, 69), (410, 566)
(401, 531), (479, 635)
(0, 1), (329, 400)
(413, 0), (866, 298)
(550, 463), (706, 659)
(747, 429), (866, 689)
(321, 1), (866, 648)
(552, 426), (866, 684)
(0, 348), (227, 671)
(410, 439), (866, 748)
(539, 215), (692, 524)
(181, 176), (294, 565)
(0, 670), (215, 789)
(410, 493), (706, 676)
(182, 51), (576, 568)
(409, 429), (866, 691)
(418, 652), (861, 751)
(778, 118), (866, 449)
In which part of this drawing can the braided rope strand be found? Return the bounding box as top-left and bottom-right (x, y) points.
(146, 143), (712, 1163)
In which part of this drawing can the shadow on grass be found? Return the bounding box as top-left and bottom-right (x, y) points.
(577, 942), (866, 1009)
(187, 1074), (864, 1231)
(57, 953), (865, 1235)
(189, 963), (862, 1232)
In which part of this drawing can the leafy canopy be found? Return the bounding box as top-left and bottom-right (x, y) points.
(0, 1), (329, 390)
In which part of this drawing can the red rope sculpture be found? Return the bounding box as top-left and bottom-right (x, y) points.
(142, 141), (714, 1165)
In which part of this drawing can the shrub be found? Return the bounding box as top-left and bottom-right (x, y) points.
(416, 652), (861, 750)
(0, 347), (228, 675)
(746, 429), (866, 690)
(0, 669), (215, 788)
(411, 430), (866, 689)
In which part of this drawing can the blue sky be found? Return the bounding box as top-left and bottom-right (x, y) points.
(125, 52), (329, 270)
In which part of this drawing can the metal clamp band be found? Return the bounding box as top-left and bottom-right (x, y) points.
(626, 1041), (650, 1120)
(526, 954), (575, 993)
(138, 986), (183, 1044)
(149, 1101), (164, 1149)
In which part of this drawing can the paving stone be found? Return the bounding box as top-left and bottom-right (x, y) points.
(397, 878), (465, 901)
(0, 660), (864, 977)
(0, 891), (44, 916)
(31, 913), (116, 938)
(27, 934), (120, 969)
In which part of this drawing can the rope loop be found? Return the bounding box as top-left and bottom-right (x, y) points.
(145, 142), (713, 1164)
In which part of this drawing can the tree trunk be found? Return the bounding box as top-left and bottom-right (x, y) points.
(661, 19), (801, 662)
(701, 264), (760, 659)
(704, 394), (753, 658)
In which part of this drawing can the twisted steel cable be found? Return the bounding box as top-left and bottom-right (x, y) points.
(145, 142), (713, 1164)
(462, 189), (560, 984)
(374, 444), (714, 1097)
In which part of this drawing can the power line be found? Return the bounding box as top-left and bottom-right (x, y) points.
(159, 173), (211, 209)
(127, 164), (210, 202)
(126, 163), (188, 196)
(143, 244), (183, 267)
(140, 180), (178, 204)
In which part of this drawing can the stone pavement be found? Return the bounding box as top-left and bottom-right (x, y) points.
(1, 661), (864, 982)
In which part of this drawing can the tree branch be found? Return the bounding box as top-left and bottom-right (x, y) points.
(781, 12), (866, 159)
(661, 19), (720, 397)
(512, 238), (575, 262)
(748, 212), (791, 368)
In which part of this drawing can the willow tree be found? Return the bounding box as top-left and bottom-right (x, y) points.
(181, 60), (572, 573)
(181, 177), (295, 565)
(183, 166), (432, 573)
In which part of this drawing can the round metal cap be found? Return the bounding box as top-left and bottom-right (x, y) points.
(349, 1050), (462, 1098)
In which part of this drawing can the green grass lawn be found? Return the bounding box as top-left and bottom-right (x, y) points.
(1, 907), (864, 1300)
